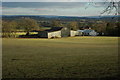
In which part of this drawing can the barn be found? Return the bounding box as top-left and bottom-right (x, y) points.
(38, 27), (70, 38)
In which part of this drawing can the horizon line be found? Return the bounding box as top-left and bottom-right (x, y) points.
(1, 14), (119, 17)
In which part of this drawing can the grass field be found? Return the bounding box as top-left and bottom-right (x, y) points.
(2, 37), (118, 78)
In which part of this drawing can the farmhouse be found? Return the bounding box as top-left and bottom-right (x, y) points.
(38, 27), (70, 38)
(78, 29), (98, 36)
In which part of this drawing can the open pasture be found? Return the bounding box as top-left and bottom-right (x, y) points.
(2, 37), (118, 78)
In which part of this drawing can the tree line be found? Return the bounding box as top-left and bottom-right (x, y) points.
(2, 17), (119, 38)
(2, 17), (39, 37)
(51, 20), (119, 36)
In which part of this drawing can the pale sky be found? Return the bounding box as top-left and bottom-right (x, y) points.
(1, 1), (118, 16)
(2, 0), (120, 2)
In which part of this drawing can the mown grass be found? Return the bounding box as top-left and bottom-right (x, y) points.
(2, 36), (118, 78)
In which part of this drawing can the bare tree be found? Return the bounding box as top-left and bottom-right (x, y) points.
(18, 18), (39, 35)
(100, 0), (119, 15)
(85, 0), (119, 16)
(2, 20), (17, 37)
(69, 21), (79, 30)
(51, 20), (62, 27)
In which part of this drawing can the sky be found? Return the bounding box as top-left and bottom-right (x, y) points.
(1, 0), (119, 16)
(2, 0), (120, 2)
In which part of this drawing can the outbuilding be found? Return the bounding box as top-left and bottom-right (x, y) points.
(70, 30), (82, 37)
(78, 29), (98, 36)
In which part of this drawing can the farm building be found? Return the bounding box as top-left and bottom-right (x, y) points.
(38, 27), (70, 38)
(78, 29), (98, 36)
(70, 30), (82, 37)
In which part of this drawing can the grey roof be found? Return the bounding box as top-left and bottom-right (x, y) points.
(84, 29), (95, 33)
(77, 30), (84, 32)
(78, 29), (95, 33)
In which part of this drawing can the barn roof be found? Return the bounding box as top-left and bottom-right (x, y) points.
(84, 29), (95, 33)
(45, 27), (63, 32)
(78, 29), (95, 33)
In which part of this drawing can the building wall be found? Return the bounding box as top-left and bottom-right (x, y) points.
(84, 32), (89, 36)
(77, 31), (83, 36)
(89, 31), (97, 36)
(70, 30), (78, 37)
(61, 27), (70, 37)
(81, 30), (98, 36)
(38, 27), (71, 38)
(48, 31), (61, 38)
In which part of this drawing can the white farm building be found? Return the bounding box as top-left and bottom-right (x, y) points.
(78, 29), (98, 36)
(70, 30), (82, 37)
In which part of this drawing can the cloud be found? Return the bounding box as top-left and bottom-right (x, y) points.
(2, 5), (104, 16)
(2, 2), (116, 16)
(2, 2), (87, 8)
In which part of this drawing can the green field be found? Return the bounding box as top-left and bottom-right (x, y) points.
(2, 37), (118, 78)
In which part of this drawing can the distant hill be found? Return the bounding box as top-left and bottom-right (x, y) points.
(2, 15), (120, 21)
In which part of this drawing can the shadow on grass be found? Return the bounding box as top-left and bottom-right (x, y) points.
(1, 77), (119, 80)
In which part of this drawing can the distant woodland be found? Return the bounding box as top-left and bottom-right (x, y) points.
(2, 15), (120, 37)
